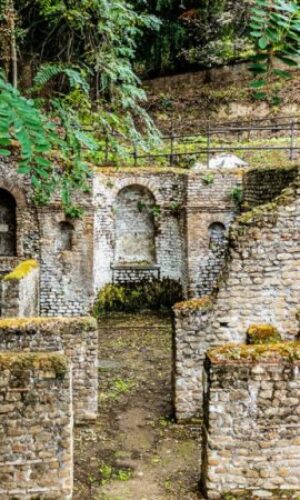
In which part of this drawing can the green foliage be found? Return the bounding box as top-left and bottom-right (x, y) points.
(249, 0), (300, 102)
(99, 462), (132, 485)
(93, 278), (183, 315)
(230, 185), (244, 207)
(33, 64), (90, 94)
(0, 70), (93, 215)
(0, 1), (161, 212)
(179, 0), (252, 67)
(201, 173), (214, 185)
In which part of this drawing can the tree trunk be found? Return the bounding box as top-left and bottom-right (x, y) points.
(8, 0), (18, 88)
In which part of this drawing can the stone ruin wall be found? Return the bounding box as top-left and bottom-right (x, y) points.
(93, 168), (240, 297)
(0, 317), (98, 422)
(0, 160), (240, 315)
(173, 167), (300, 421)
(201, 349), (300, 499)
(0, 352), (73, 499)
(185, 169), (240, 297)
(38, 208), (94, 316)
(1, 261), (39, 318)
(93, 170), (187, 292)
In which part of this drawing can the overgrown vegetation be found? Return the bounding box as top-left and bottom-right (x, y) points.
(93, 278), (182, 315)
(0, 0), (160, 214)
(249, 0), (300, 104)
(135, 0), (253, 76)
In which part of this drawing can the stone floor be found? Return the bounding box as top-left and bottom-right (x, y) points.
(73, 312), (202, 500)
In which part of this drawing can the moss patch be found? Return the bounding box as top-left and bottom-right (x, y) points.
(247, 324), (282, 345)
(0, 352), (69, 376)
(3, 259), (39, 281)
(174, 296), (212, 311)
(0, 316), (97, 332)
(208, 341), (300, 364)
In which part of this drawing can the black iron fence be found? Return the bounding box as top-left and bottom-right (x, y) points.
(98, 115), (300, 168)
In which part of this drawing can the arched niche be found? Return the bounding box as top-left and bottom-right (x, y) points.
(208, 222), (226, 254)
(57, 221), (74, 252)
(0, 188), (16, 256)
(114, 185), (156, 264)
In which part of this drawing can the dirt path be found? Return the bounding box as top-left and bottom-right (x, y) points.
(74, 312), (202, 500)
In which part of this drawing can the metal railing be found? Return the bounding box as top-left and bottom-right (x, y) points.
(98, 115), (300, 168)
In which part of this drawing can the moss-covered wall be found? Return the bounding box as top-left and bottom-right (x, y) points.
(0, 316), (98, 422)
(172, 170), (300, 421)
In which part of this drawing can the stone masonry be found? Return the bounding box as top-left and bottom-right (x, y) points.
(173, 167), (300, 421)
(0, 352), (73, 500)
(201, 343), (300, 499)
(0, 317), (98, 422)
(173, 297), (212, 421)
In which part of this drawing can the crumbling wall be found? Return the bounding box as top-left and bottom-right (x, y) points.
(201, 343), (300, 499)
(173, 298), (212, 421)
(185, 169), (239, 297)
(0, 317), (98, 422)
(0, 352), (73, 499)
(243, 165), (298, 210)
(173, 169), (300, 421)
(212, 176), (300, 343)
(1, 260), (39, 317)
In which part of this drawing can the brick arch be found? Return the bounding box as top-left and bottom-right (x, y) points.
(0, 182), (27, 208)
(111, 177), (162, 205)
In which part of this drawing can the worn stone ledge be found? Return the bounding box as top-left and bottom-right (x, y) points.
(0, 316), (97, 332)
(0, 316), (98, 422)
(173, 295), (213, 312)
(208, 341), (300, 364)
(0, 352), (69, 374)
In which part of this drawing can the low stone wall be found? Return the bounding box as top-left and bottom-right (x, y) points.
(0, 352), (73, 499)
(0, 317), (98, 422)
(173, 297), (213, 421)
(201, 343), (300, 499)
(1, 260), (39, 317)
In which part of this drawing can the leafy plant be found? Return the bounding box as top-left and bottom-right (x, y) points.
(93, 278), (182, 315)
(230, 185), (244, 207)
(249, 0), (300, 103)
(99, 462), (132, 485)
(201, 173), (215, 185)
(0, 0), (161, 214)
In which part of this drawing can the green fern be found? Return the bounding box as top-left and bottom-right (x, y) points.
(33, 64), (89, 94)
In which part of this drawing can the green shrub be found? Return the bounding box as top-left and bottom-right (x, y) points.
(93, 278), (182, 316)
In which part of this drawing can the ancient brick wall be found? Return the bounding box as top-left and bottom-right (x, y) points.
(93, 168), (239, 298)
(0, 159), (95, 316)
(0, 317), (98, 422)
(173, 298), (213, 421)
(201, 343), (300, 499)
(0, 159), (40, 260)
(38, 208), (94, 316)
(173, 169), (300, 421)
(1, 261), (39, 317)
(93, 169), (187, 291)
(185, 169), (240, 297)
(0, 352), (73, 499)
(211, 176), (300, 343)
